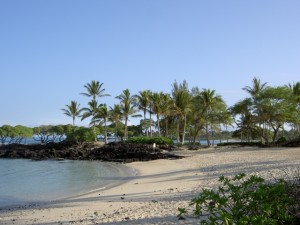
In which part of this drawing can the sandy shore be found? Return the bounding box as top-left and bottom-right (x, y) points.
(1, 146), (300, 225)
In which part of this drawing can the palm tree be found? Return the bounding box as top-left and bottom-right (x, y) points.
(231, 98), (262, 142)
(93, 104), (109, 144)
(287, 82), (300, 106)
(287, 82), (300, 135)
(134, 90), (151, 136)
(81, 99), (100, 141)
(151, 92), (163, 136)
(81, 99), (100, 124)
(148, 91), (154, 137)
(189, 88), (206, 144)
(198, 89), (225, 146)
(61, 101), (83, 126)
(159, 93), (173, 137)
(171, 80), (192, 144)
(243, 77), (269, 143)
(80, 80), (110, 134)
(150, 92), (172, 137)
(242, 77), (268, 99)
(109, 104), (123, 141)
(80, 80), (110, 100)
(116, 89), (140, 140)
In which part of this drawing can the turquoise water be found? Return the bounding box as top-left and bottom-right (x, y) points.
(0, 159), (134, 207)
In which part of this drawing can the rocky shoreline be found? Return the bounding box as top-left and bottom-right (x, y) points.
(0, 142), (183, 162)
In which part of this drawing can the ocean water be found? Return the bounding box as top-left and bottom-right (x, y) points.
(0, 159), (134, 207)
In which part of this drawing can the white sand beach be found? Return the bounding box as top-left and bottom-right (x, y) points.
(1, 146), (300, 225)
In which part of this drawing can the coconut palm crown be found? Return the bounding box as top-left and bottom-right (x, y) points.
(61, 101), (83, 126)
(80, 80), (110, 100)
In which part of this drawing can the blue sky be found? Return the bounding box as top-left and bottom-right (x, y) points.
(1, 1), (300, 127)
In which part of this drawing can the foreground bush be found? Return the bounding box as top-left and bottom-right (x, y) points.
(178, 173), (299, 224)
(126, 136), (173, 145)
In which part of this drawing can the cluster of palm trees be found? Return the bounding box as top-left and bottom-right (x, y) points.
(231, 78), (300, 144)
(62, 80), (229, 145)
(62, 78), (300, 145)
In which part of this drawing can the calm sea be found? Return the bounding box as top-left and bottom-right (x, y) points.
(0, 159), (134, 207)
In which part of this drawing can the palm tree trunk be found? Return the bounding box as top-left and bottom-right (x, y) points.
(205, 118), (210, 146)
(157, 114), (161, 137)
(93, 121), (97, 142)
(125, 116), (128, 140)
(149, 110), (152, 137)
(182, 114), (187, 144)
(205, 124), (210, 146)
(104, 119), (107, 144)
(205, 109), (211, 146)
(165, 119), (168, 137)
(115, 122), (118, 142)
(144, 111), (148, 136)
(226, 124), (229, 143)
(177, 119), (180, 143)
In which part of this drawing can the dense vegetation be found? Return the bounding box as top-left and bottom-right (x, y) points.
(1, 78), (300, 145)
(127, 136), (173, 145)
(178, 173), (300, 224)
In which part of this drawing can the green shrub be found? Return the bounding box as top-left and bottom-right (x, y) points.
(66, 127), (96, 143)
(126, 136), (173, 145)
(178, 173), (296, 224)
(276, 137), (287, 144)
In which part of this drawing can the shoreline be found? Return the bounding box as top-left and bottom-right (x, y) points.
(1, 146), (300, 224)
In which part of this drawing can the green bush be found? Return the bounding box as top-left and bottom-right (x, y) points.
(66, 127), (96, 143)
(126, 136), (173, 145)
(178, 173), (296, 224)
(276, 137), (287, 144)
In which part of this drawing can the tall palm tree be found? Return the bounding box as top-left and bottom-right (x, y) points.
(243, 77), (269, 143)
(61, 101), (83, 126)
(171, 80), (192, 144)
(242, 77), (268, 99)
(109, 104), (123, 141)
(151, 92), (163, 136)
(148, 91), (154, 137)
(151, 92), (172, 137)
(116, 89), (140, 140)
(189, 88), (206, 144)
(81, 99), (100, 141)
(198, 89), (225, 146)
(80, 80), (110, 100)
(80, 80), (110, 133)
(81, 99), (100, 125)
(288, 82), (300, 106)
(93, 104), (109, 144)
(159, 93), (173, 137)
(134, 90), (151, 136)
(287, 82), (300, 135)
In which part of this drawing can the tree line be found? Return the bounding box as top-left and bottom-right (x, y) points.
(61, 78), (300, 145)
(1, 78), (299, 145)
